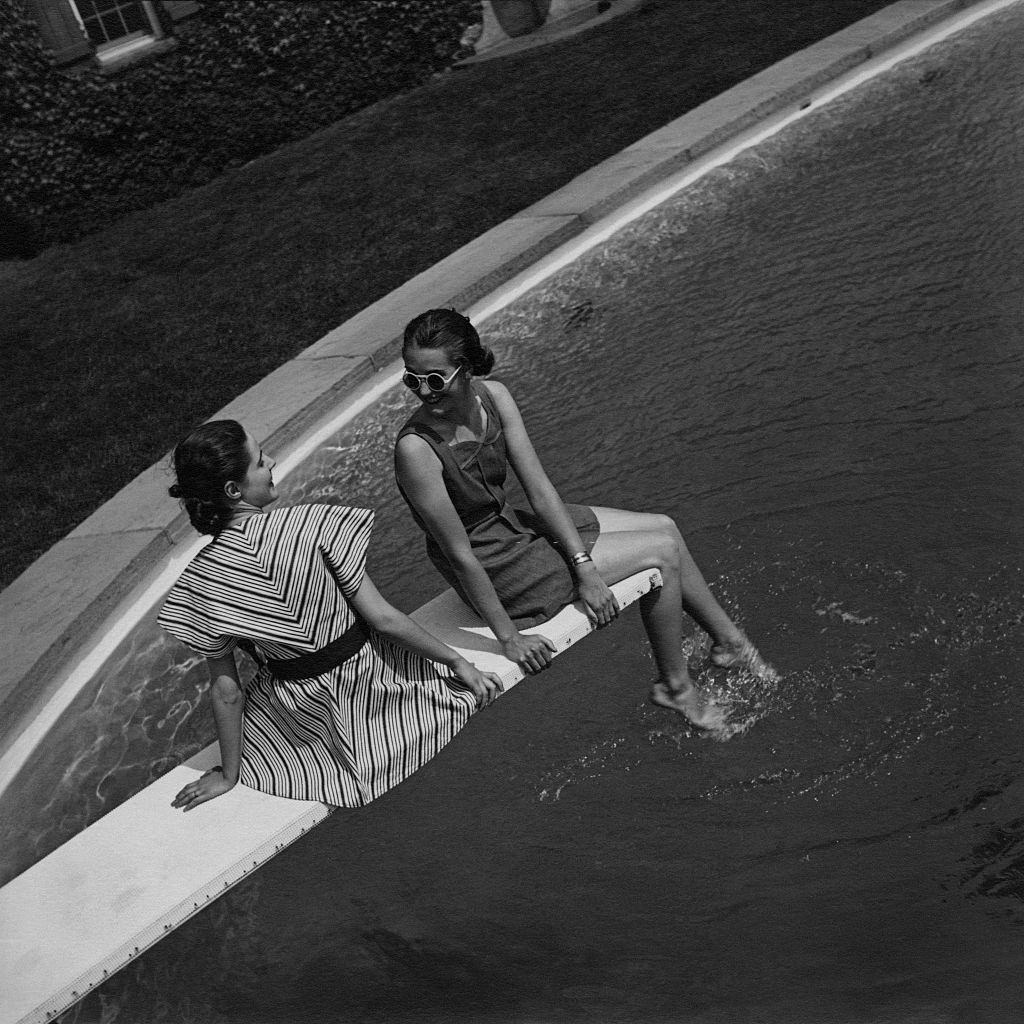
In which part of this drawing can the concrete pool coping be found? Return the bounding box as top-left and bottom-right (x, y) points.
(0, 0), (997, 767)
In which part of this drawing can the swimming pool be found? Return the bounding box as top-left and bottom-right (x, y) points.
(16, 4), (1024, 1021)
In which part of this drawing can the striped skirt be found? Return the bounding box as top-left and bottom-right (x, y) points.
(238, 634), (477, 806)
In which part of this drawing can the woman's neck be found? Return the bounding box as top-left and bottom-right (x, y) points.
(445, 380), (486, 425)
(227, 500), (265, 526)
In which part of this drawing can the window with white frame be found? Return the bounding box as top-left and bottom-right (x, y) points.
(68, 0), (164, 61)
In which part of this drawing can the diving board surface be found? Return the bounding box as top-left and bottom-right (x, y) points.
(0, 569), (660, 1024)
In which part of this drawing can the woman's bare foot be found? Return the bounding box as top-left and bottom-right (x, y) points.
(650, 680), (729, 731)
(710, 632), (778, 682)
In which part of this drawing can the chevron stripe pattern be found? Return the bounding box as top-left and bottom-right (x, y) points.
(159, 504), (476, 806)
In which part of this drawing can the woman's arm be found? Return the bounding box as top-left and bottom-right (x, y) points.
(395, 434), (557, 673)
(485, 381), (618, 627)
(348, 571), (504, 706)
(172, 651), (242, 811)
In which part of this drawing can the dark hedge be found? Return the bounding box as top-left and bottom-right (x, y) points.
(0, 0), (479, 254)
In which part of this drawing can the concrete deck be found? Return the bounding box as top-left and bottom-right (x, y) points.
(0, 0), (996, 779)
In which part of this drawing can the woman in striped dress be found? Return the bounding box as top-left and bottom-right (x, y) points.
(159, 419), (502, 812)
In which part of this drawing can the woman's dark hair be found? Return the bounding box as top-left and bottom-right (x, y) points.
(169, 419), (250, 536)
(403, 308), (495, 376)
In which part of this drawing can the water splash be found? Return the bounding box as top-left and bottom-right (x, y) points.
(537, 735), (639, 802)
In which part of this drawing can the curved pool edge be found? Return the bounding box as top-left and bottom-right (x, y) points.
(0, 0), (1000, 779)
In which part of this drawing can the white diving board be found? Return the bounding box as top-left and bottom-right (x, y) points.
(0, 569), (661, 1024)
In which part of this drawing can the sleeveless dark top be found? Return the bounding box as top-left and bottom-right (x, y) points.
(396, 382), (599, 627)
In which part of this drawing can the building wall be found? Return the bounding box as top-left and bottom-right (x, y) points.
(22, 0), (92, 63)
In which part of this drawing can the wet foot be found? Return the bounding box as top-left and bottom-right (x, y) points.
(710, 633), (779, 682)
(650, 681), (729, 731)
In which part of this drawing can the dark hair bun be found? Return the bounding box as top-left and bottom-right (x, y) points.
(473, 345), (496, 376)
(184, 497), (229, 537)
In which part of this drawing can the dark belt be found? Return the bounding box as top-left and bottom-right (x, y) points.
(264, 619), (368, 681)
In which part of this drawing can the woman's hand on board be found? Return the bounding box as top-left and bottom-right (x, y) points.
(577, 571), (620, 629)
(501, 632), (557, 674)
(448, 658), (505, 708)
(172, 766), (236, 812)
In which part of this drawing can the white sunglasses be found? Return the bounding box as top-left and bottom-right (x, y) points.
(402, 365), (463, 393)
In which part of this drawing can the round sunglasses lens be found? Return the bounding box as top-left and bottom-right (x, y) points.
(402, 373), (420, 390)
(426, 374), (447, 392)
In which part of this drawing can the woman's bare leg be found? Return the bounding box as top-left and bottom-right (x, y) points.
(586, 506), (776, 724)
(587, 507), (740, 727)
(589, 507), (744, 649)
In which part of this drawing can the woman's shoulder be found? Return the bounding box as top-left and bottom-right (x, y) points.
(477, 378), (520, 423)
(395, 410), (449, 463)
(261, 505), (375, 562)
(164, 536), (231, 605)
(478, 377), (510, 397)
(269, 502), (372, 525)
(478, 378), (514, 407)
(394, 429), (445, 487)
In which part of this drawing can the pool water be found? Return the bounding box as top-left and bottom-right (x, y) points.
(51, 6), (1024, 1022)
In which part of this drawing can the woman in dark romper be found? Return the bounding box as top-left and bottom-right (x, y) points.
(394, 309), (777, 731)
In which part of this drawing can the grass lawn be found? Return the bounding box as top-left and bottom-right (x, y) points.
(2, 0), (894, 589)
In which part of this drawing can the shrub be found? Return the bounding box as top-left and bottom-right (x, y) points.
(0, 0), (480, 251)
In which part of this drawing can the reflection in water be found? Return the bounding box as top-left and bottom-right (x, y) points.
(20, 5), (1024, 1022)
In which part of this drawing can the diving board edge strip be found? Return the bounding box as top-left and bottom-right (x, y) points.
(0, 569), (661, 1024)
